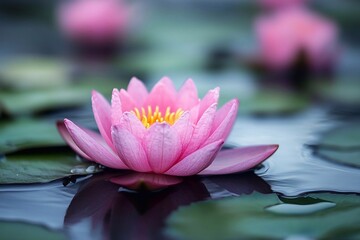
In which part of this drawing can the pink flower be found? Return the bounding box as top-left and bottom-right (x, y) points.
(58, 0), (128, 44)
(58, 77), (278, 176)
(255, 8), (338, 70)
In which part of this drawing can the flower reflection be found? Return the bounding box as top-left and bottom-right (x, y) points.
(64, 172), (209, 239)
(64, 171), (274, 239)
(58, 77), (278, 177)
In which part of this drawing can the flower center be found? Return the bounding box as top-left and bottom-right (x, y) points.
(131, 106), (184, 128)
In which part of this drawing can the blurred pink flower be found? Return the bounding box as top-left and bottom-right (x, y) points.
(255, 8), (338, 70)
(58, 77), (278, 176)
(58, 0), (128, 44)
(258, 0), (307, 9)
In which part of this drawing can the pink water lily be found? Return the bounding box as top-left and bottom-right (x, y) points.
(255, 8), (338, 71)
(58, 0), (128, 44)
(58, 77), (278, 176)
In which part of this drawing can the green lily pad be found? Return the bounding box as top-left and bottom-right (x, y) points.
(239, 91), (309, 115)
(165, 193), (360, 240)
(312, 80), (360, 106)
(0, 149), (102, 184)
(0, 78), (126, 116)
(0, 119), (65, 154)
(0, 57), (69, 90)
(315, 124), (360, 168)
(0, 221), (66, 240)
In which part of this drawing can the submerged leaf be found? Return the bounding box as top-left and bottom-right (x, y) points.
(165, 193), (360, 240)
(0, 149), (102, 184)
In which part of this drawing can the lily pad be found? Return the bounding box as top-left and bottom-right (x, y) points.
(0, 221), (66, 240)
(165, 193), (360, 240)
(0, 79), (126, 116)
(315, 123), (360, 168)
(0, 57), (69, 90)
(239, 91), (309, 115)
(0, 119), (65, 154)
(0, 149), (102, 184)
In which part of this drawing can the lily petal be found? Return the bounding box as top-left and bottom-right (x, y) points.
(127, 77), (148, 106)
(176, 78), (199, 110)
(119, 89), (137, 112)
(198, 145), (279, 175)
(144, 77), (176, 113)
(118, 112), (146, 140)
(111, 88), (122, 126)
(144, 123), (182, 173)
(165, 140), (223, 176)
(181, 103), (217, 157)
(172, 112), (194, 151)
(57, 121), (90, 160)
(64, 119), (128, 169)
(111, 126), (151, 172)
(92, 90), (114, 149)
(203, 99), (239, 146)
(197, 87), (219, 122)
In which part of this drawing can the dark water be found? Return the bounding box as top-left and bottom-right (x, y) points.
(0, 106), (359, 239)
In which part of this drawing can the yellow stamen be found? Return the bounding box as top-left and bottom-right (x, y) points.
(131, 105), (184, 128)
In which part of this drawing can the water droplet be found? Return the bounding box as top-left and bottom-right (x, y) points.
(85, 165), (95, 173)
(70, 167), (86, 174)
(266, 201), (336, 215)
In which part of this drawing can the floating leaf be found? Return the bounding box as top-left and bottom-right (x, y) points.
(165, 193), (360, 240)
(315, 123), (360, 168)
(0, 149), (102, 184)
(0, 221), (66, 240)
(0, 57), (69, 90)
(0, 79), (126, 116)
(239, 91), (309, 115)
(0, 119), (65, 154)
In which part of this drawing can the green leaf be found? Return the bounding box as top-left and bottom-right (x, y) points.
(239, 91), (309, 115)
(315, 124), (360, 168)
(0, 57), (69, 90)
(0, 221), (66, 240)
(0, 119), (65, 154)
(165, 193), (360, 240)
(0, 79), (126, 116)
(0, 149), (102, 184)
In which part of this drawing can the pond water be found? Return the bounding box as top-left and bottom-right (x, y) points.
(0, 106), (359, 240)
(0, 0), (360, 239)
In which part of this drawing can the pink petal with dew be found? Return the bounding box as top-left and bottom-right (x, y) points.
(92, 90), (114, 150)
(165, 140), (224, 176)
(118, 112), (146, 140)
(181, 103), (217, 157)
(64, 119), (128, 169)
(111, 127), (151, 172)
(127, 77), (148, 106)
(119, 89), (137, 112)
(176, 79), (199, 110)
(203, 99), (239, 146)
(110, 172), (183, 191)
(144, 123), (182, 173)
(199, 144), (279, 175)
(144, 77), (176, 113)
(197, 87), (219, 122)
(57, 121), (90, 160)
(172, 112), (194, 151)
(111, 88), (122, 126)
